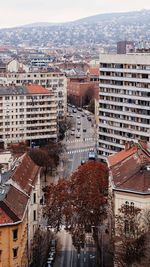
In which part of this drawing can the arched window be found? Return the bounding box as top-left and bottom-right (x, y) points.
(125, 201), (129, 213)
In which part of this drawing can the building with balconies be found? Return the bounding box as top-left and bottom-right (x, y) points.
(98, 53), (150, 161)
(0, 84), (57, 149)
(0, 68), (67, 120)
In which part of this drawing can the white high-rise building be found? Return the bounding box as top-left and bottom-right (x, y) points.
(0, 68), (67, 120)
(98, 53), (150, 161)
(0, 84), (57, 148)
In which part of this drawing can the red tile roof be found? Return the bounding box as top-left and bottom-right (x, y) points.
(107, 142), (150, 194)
(88, 67), (99, 76)
(11, 153), (40, 194)
(0, 185), (28, 225)
(26, 84), (49, 94)
(0, 207), (13, 224)
(108, 146), (138, 167)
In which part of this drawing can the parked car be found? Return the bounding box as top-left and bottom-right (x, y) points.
(87, 116), (91, 121)
(83, 128), (86, 132)
(77, 107), (82, 111)
(81, 160), (85, 165)
(77, 121), (81, 125)
(76, 133), (81, 138)
(77, 115), (80, 119)
(73, 109), (77, 113)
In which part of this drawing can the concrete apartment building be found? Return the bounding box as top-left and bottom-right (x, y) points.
(0, 67), (67, 120)
(0, 84), (57, 148)
(98, 53), (150, 161)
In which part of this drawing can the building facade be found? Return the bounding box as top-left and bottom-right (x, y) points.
(98, 53), (150, 161)
(0, 185), (28, 267)
(0, 153), (42, 267)
(107, 141), (150, 266)
(0, 68), (67, 120)
(0, 84), (57, 148)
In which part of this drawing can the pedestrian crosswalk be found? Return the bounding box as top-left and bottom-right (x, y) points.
(67, 137), (95, 144)
(67, 148), (92, 154)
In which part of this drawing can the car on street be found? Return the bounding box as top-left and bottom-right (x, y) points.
(83, 128), (86, 132)
(81, 114), (85, 117)
(77, 115), (80, 119)
(77, 107), (82, 111)
(81, 159), (85, 165)
(73, 109), (77, 113)
(77, 121), (81, 125)
(77, 127), (80, 131)
(87, 116), (91, 121)
(71, 131), (75, 135)
(76, 133), (81, 138)
(88, 151), (96, 160)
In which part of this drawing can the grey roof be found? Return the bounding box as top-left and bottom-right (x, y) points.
(0, 86), (27, 95)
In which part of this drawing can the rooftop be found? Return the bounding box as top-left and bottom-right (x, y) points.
(107, 141), (150, 194)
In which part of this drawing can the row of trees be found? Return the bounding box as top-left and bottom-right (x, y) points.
(43, 160), (108, 252)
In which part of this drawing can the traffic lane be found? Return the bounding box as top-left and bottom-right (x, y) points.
(63, 149), (90, 177)
(54, 230), (75, 267)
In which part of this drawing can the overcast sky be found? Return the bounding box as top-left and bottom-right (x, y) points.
(0, 0), (150, 28)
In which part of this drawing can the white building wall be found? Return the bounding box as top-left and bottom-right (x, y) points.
(98, 53), (150, 161)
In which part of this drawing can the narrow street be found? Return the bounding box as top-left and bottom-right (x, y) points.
(54, 106), (97, 267)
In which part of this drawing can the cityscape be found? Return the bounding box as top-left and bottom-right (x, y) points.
(0, 1), (150, 267)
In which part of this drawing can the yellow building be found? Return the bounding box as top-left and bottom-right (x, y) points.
(0, 185), (29, 267)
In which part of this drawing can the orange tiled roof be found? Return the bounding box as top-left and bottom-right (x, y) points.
(0, 207), (13, 224)
(108, 146), (138, 167)
(89, 67), (99, 76)
(26, 84), (49, 94)
(108, 143), (150, 194)
(0, 185), (28, 224)
(11, 153), (40, 194)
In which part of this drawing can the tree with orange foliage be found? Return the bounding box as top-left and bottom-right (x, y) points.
(44, 160), (108, 249)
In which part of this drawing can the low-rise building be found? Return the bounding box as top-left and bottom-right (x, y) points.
(0, 184), (28, 267)
(0, 152), (42, 267)
(107, 141), (150, 231)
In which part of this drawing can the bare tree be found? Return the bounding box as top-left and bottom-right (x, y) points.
(114, 204), (146, 267)
(30, 227), (54, 267)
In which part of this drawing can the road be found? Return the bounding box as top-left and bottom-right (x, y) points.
(61, 107), (97, 177)
(54, 106), (97, 267)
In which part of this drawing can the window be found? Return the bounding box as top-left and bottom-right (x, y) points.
(33, 193), (36, 204)
(125, 201), (129, 213)
(13, 248), (18, 258)
(33, 210), (36, 221)
(12, 229), (18, 241)
(130, 202), (134, 213)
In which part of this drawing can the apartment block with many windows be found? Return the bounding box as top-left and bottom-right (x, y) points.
(98, 53), (150, 161)
(0, 68), (67, 120)
(0, 84), (57, 148)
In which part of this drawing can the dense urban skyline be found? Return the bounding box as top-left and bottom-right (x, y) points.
(0, 0), (150, 28)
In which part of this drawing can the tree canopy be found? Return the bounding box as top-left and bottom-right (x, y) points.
(44, 161), (108, 248)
